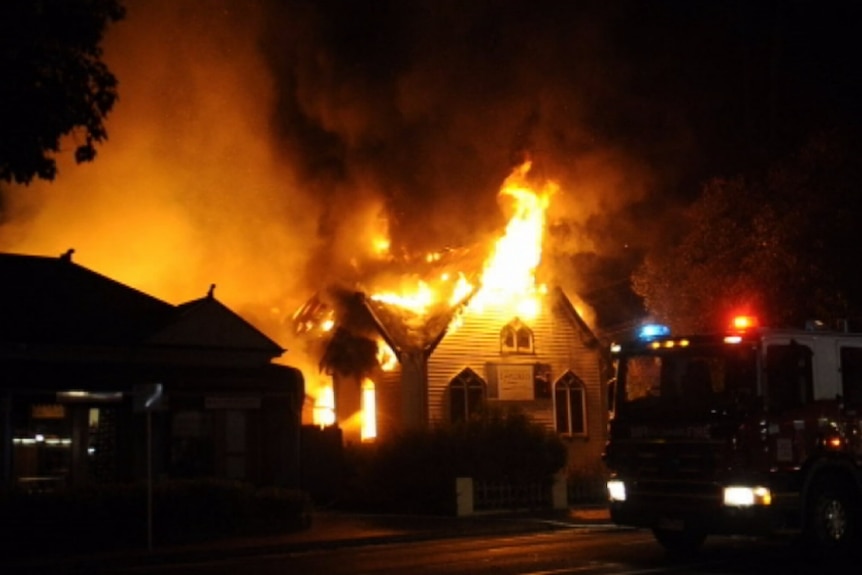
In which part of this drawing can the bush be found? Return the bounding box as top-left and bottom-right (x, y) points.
(338, 407), (567, 514)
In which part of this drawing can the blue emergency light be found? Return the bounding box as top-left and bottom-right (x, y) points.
(637, 323), (671, 341)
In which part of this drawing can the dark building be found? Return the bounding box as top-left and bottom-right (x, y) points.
(0, 251), (304, 491)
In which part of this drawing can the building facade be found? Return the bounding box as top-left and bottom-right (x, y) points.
(426, 287), (609, 471)
(328, 287), (611, 476)
(0, 251), (304, 491)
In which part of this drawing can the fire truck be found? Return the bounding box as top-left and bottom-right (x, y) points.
(602, 316), (862, 557)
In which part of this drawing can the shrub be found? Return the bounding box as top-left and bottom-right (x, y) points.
(339, 406), (567, 514)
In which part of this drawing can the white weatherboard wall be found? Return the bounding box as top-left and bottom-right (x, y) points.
(426, 289), (607, 468)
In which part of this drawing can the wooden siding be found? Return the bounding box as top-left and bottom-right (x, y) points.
(374, 369), (403, 439)
(426, 290), (608, 468)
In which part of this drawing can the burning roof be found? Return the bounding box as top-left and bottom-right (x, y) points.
(293, 160), (585, 431)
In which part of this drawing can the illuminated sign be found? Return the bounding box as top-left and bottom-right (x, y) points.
(32, 404), (66, 419)
(496, 364), (535, 400)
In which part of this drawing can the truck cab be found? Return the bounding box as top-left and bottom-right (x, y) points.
(603, 318), (862, 557)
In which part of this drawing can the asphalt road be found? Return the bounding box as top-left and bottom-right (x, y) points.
(18, 525), (835, 575)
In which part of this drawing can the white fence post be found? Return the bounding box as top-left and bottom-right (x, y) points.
(455, 477), (474, 516)
(552, 470), (568, 509)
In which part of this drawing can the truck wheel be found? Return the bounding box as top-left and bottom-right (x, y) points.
(651, 528), (706, 555)
(805, 475), (859, 558)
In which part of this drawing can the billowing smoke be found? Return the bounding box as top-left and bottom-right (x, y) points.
(1, 0), (707, 369)
(259, 1), (659, 259)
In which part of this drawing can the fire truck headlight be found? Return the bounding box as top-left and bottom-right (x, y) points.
(607, 479), (626, 502)
(723, 486), (772, 507)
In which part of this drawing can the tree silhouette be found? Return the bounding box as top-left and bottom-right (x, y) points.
(0, 0), (125, 184)
(633, 130), (862, 333)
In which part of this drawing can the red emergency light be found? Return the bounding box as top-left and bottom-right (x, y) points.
(730, 314), (759, 332)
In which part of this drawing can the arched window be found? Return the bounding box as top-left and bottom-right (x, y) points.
(554, 371), (586, 435)
(449, 368), (485, 423)
(500, 318), (534, 354)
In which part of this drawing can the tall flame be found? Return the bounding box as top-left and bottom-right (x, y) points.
(309, 161), (556, 438)
(367, 161), (553, 318)
(467, 161), (554, 320)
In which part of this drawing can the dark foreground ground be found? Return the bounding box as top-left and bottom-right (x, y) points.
(3, 505), (612, 573)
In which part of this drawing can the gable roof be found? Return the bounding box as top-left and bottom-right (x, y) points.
(363, 295), (455, 355)
(149, 293), (284, 355)
(359, 285), (599, 358)
(0, 251), (284, 356)
(551, 286), (600, 348)
(0, 251), (174, 345)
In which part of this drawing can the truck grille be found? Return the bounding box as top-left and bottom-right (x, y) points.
(614, 440), (729, 503)
(629, 440), (718, 480)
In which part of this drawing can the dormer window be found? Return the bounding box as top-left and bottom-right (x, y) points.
(500, 318), (534, 354)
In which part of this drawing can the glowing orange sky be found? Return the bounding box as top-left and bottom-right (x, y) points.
(0, 3), (323, 340)
(0, 0), (650, 369)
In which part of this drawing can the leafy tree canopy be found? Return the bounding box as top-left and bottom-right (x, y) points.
(0, 0), (125, 185)
(632, 130), (862, 334)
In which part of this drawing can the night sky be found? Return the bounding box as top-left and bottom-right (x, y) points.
(2, 0), (860, 339)
(257, 0), (862, 330)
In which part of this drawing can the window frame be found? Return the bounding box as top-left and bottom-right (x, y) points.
(554, 371), (587, 436)
(500, 319), (534, 355)
(449, 368), (486, 423)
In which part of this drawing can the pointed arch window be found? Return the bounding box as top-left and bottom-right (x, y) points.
(500, 318), (534, 354)
(449, 368), (485, 423)
(554, 371), (586, 436)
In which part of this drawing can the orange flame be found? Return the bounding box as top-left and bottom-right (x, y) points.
(367, 161), (553, 319)
(371, 280), (436, 316)
(311, 385), (335, 428)
(305, 161), (556, 437)
(377, 339), (398, 371)
(467, 161), (554, 320)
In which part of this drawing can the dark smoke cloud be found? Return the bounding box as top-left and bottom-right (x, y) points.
(2, 0), (856, 345)
(259, 0), (661, 258)
(254, 0), (861, 328)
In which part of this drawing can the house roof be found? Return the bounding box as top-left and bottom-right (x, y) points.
(364, 295), (455, 355)
(0, 251), (174, 345)
(360, 285), (599, 356)
(149, 292), (284, 354)
(0, 251), (284, 355)
(551, 286), (601, 348)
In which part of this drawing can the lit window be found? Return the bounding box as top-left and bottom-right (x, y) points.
(554, 371), (586, 435)
(361, 379), (376, 442)
(501, 319), (534, 354)
(450, 368), (485, 423)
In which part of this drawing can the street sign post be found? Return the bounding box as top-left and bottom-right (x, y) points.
(134, 383), (163, 552)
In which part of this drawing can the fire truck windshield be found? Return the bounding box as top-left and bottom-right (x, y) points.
(615, 343), (759, 418)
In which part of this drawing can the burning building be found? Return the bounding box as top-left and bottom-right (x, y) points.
(295, 162), (611, 473)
